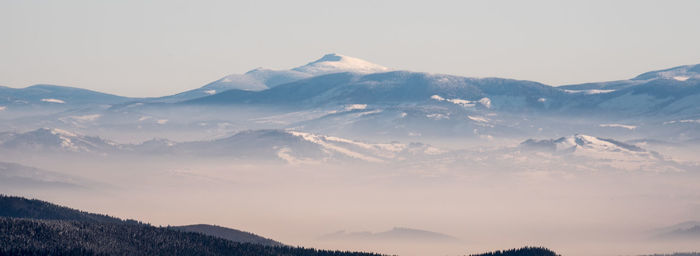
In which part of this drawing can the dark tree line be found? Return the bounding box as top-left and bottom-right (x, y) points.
(469, 247), (559, 256)
(0, 195), (139, 224)
(0, 218), (383, 256)
(643, 254), (700, 256)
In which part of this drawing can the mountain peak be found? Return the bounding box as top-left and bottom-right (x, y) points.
(522, 134), (649, 155)
(292, 53), (389, 75)
(314, 53), (344, 63)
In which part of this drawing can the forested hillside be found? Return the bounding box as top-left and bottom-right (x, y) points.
(0, 195), (136, 224)
(0, 195), (382, 256)
(469, 247), (560, 256)
(173, 224), (284, 247)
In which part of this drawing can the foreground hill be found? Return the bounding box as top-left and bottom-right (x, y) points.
(469, 247), (559, 256)
(172, 224), (284, 247)
(0, 195), (130, 224)
(0, 195), (382, 256)
(0, 218), (382, 256)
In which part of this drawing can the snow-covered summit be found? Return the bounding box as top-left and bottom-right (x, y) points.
(520, 134), (666, 166)
(161, 54), (390, 101)
(522, 134), (645, 153)
(292, 53), (390, 75)
(633, 63), (700, 81)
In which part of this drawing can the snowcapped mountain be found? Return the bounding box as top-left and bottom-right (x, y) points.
(559, 79), (700, 117)
(561, 64), (700, 92)
(517, 134), (687, 172)
(556, 64), (700, 117)
(0, 128), (120, 153)
(158, 69), (312, 102)
(3, 58), (700, 144)
(291, 53), (390, 75)
(521, 134), (660, 158)
(2, 56), (699, 122)
(153, 53), (389, 102)
(141, 61), (700, 122)
(186, 71), (563, 111)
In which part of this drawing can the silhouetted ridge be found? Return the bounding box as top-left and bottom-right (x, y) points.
(0, 195), (135, 224)
(641, 253), (700, 256)
(470, 247), (559, 256)
(172, 224), (284, 247)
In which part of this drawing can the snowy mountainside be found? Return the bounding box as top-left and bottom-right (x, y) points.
(0, 128), (445, 164)
(152, 53), (389, 102)
(186, 71), (565, 111)
(517, 134), (687, 172)
(0, 128), (120, 153)
(0, 127), (694, 173)
(161, 129), (445, 164)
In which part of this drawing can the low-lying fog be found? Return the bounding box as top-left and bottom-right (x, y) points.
(3, 147), (699, 256)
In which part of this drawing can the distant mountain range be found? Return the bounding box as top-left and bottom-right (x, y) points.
(1, 127), (691, 172)
(0, 128), (443, 164)
(654, 221), (700, 240)
(319, 227), (458, 242)
(1, 54), (698, 145)
(1, 54), (698, 118)
(0, 161), (83, 189)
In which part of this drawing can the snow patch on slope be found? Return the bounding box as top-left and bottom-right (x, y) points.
(288, 131), (384, 163)
(431, 95), (491, 108)
(564, 89), (615, 94)
(41, 98), (65, 104)
(345, 104), (368, 111)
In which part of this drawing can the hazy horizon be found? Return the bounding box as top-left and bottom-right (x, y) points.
(2, 0), (700, 97)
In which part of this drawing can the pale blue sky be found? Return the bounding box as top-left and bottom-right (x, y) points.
(1, 0), (699, 97)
